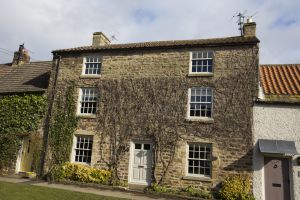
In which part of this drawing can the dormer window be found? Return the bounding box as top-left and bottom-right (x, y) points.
(189, 51), (213, 75)
(82, 56), (101, 75)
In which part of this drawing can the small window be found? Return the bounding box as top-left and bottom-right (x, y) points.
(190, 51), (213, 74)
(74, 135), (93, 164)
(135, 144), (142, 149)
(144, 144), (151, 150)
(188, 87), (213, 118)
(78, 88), (98, 115)
(83, 56), (101, 75)
(187, 143), (212, 177)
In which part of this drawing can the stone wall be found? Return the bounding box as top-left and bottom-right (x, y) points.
(253, 103), (300, 200)
(48, 44), (258, 190)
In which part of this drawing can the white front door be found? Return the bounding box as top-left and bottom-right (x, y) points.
(130, 142), (152, 185)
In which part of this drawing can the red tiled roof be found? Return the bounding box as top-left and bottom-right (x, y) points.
(52, 36), (259, 53)
(259, 64), (300, 95)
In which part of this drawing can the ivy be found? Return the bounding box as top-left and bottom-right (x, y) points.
(49, 83), (78, 166)
(0, 94), (46, 171)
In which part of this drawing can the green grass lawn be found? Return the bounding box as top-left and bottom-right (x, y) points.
(0, 181), (128, 200)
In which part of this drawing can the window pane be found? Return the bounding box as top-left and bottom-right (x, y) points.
(188, 167), (193, 174)
(192, 52), (197, 59)
(194, 167), (199, 174)
(205, 168), (210, 176)
(135, 144), (141, 149)
(144, 144), (151, 150)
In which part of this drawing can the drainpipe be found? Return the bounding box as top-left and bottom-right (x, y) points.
(39, 53), (61, 177)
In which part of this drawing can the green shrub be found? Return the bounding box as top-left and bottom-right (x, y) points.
(51, 162), (111, 184)
(151, 183), (169, 193)
(218, 175), (255, 200)
(182, 185), (212, 199)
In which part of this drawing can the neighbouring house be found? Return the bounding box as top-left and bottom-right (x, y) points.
(253, 64), (300, 200)
(43, 21), (259, 191)
(0, 45), (52, 175)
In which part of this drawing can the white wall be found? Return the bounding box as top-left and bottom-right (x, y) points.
(253, 103), (300, 200)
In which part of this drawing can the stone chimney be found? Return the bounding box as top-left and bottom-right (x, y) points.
(12, 44), (30, 65)
(243, 18), (256, 37)
(92, 32), (111, 46)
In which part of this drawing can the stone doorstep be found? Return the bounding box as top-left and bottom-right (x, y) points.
(54, 180), (213, 200)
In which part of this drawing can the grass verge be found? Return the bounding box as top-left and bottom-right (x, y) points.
(0, 181), (128, 200)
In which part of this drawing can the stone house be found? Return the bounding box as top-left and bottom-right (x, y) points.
(0, 45), (52, 174)
(253, 64), (300, 200)
(45, 21), (259, 191)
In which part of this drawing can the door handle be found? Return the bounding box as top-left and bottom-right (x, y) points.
(272, 183), (281, 187)
(138, 165), (144, 168)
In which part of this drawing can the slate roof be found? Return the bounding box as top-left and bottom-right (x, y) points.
(52, 36), (259, 53)
(0, 63), (12, 77)
(0, 61), (52, 94)
(259, 64), (300, 102)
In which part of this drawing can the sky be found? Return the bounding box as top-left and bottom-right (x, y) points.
(0, 0), (299, 64)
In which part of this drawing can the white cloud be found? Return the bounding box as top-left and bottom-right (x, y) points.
(0, 0), (299, 64)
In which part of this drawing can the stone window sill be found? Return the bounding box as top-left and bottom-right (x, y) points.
(182, 176), (212, 182)
(77, 114), (97, 119)
(185, 117), (214, 123)
(187, 73), (213, 77)
(72, 161), (91, 166)
(80, 75), (101, 79)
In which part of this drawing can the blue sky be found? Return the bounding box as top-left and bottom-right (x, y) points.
(0, 0), (299, 64)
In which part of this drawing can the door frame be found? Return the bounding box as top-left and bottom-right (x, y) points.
(263, 155), (292, 200)
(15, 138), (24, 173)
(128, 140), (153, 185)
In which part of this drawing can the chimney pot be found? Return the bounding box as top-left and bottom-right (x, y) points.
(12, 44), (30, 65)
(243, 21), (256, 37)
(247, 17), (253, 23)
(92, 32), (111, 46)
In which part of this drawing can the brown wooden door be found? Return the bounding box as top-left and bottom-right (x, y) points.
(264, 157), (290, 200)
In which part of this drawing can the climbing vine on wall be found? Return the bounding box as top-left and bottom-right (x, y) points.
(95, 47), (258, 185)
(0, 94), (46, 172)
(49, 82), (78, 167)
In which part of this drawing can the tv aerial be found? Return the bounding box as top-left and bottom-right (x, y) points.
(232, 10), (258, 36)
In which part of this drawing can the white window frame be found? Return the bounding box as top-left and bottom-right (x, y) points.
(71, 135), (93, 165)
(82, 55), (102, 76)
(189, 51), (213, 75)
(77, 88), (98, 116)
(187, 87), (213, 119)
(186, 143), (212, 178)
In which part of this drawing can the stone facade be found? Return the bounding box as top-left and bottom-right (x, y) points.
(46, 32), (259, 191)
(253, 103), (300, 200)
